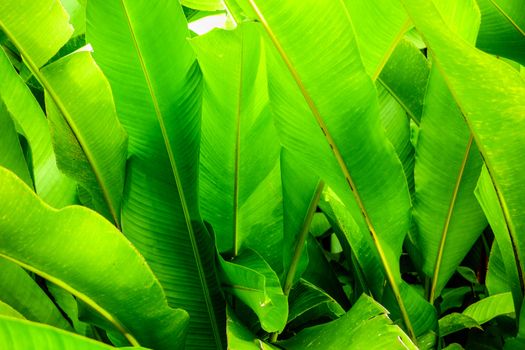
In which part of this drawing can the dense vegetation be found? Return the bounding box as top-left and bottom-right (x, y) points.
(0, 0), (524, 349)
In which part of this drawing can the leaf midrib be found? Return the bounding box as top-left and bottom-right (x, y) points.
(247, 0), (416, 340)
(0, 253), (139, 346)
(117, 1), (222, 348)
(487, 0), (525, 38)
(429, 133), (473, 303)
(0, 22), (120, 228)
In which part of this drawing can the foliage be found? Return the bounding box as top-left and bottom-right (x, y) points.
(0, 0), (524, 349)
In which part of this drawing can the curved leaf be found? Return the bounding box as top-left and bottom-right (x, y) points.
(0, 166), (189, 350)
(87, 1), (225, 348)
(476, 0), (525, 65)
(463, 292), (514, 324)
(401, 0), (525, 315)
(0, 316), (150, 350)
(182, 0), (224, 11)
(278, 294), (417, 350)
(226, 307), (279, 350)
(0, 258), (71, 331)
(0, 47), (76, 207)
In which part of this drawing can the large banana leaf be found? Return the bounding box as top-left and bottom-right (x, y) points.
(1, 0), (128, 226)
(235, 0), (416, 338)
(0, 47), (76, 207)
(401, 0), (525, 312)
(341, 0), (410, 79)
(0, 101), (32, 186)
(463, 292), (515, 324)
(476, 0), (525, 66)
(278, 294), (417, 350)
(0, 316), (149, 350)
(87, 1), (225, 348)
(412, 0), (487, 302)
(42, 50), (128, 225)
(0, 167), (188, 349)
(0, 258), (71, 331)
(191, 23), (281, 258)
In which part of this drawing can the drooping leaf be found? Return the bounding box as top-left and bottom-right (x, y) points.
(411, 0), (487, 302)
(0, 316), (150, 350)
(0, 166), (189, 350)
(219, 249), (287, 333)
(0, 258), (71, 331)
(87, 1), (225, 347)
(278, 294), (417, 350)
(0, 101), (32, 185)
(43, 50), (128, 225)
(0, 47), (76, 207)
(463, 292), (515, 325)
(191, 22), (281, 258)
(476, 0), (525, 66)
(402, 0), (525, 316)
(226, 307), (279, 350)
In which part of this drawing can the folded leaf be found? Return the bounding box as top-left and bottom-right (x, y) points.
(0, 167), (189, 349)
(278, 294), (417, 350)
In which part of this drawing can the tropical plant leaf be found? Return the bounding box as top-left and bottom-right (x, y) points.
(463, 292), (514, 325)
(0, 101), (32, 186)
(182, 0), (224, 11)
(0, 316), (150, 350)
(278, 294), (417, 350)
(341, 0), (410, 79)
(226, 307), (279, 350)
(411, 0), (487, 302)
(439, 313), (481, 337)
(191, 22), (281, 257)
(487, 241), (511, 296)
(476, 0), (525, 66)
(236, 0), (418, 338)
(87, 1), (225, 347)
(402, 0), (525, 316)
(0, 166), (189, 349)
(0, 46), (76, 207)
(59, 0), (86, 37)
(377, 38), (430, 124)
(476, 166), (522, 314)
(219, 249), (288, 332)
(0, 258), (72, 331)
(0, 301), (24, 319)
(43, 50), (128, 225)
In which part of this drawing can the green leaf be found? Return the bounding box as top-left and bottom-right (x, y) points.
(377, 38), (430, 124)
(487, 241), (511, 296)
(87, 1), (225, 348)
(0, 0), (72, 68)
(476, 0), (525, 66)
(278, 294), (417, 350)
(226, 307), (279, 350)
(439, 287), (472, 313)
(0, 316), (150, 350)
(182, 0), (224, 11)
(0, 301), (24, 320)
(463, 292), (515, 324)
(287, 279), (345, 329)
(439, 313), (481, 337)
(59, 0), (86, 37)
(43, 50), (128, 225)
(0, 47), (76, 207)
(191, 23), (281, 257)
(0, 101), (32, 186)
(0, 166), (189, 350)
(476, 166), (523, 314)
(411, 0), (487, 302)
(0, 258), (72, 331)
(401, 0), (525, 315)
(243, 0), (416, 338)
(219, 249), (288, 333)
(341, 0), (410, 79)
